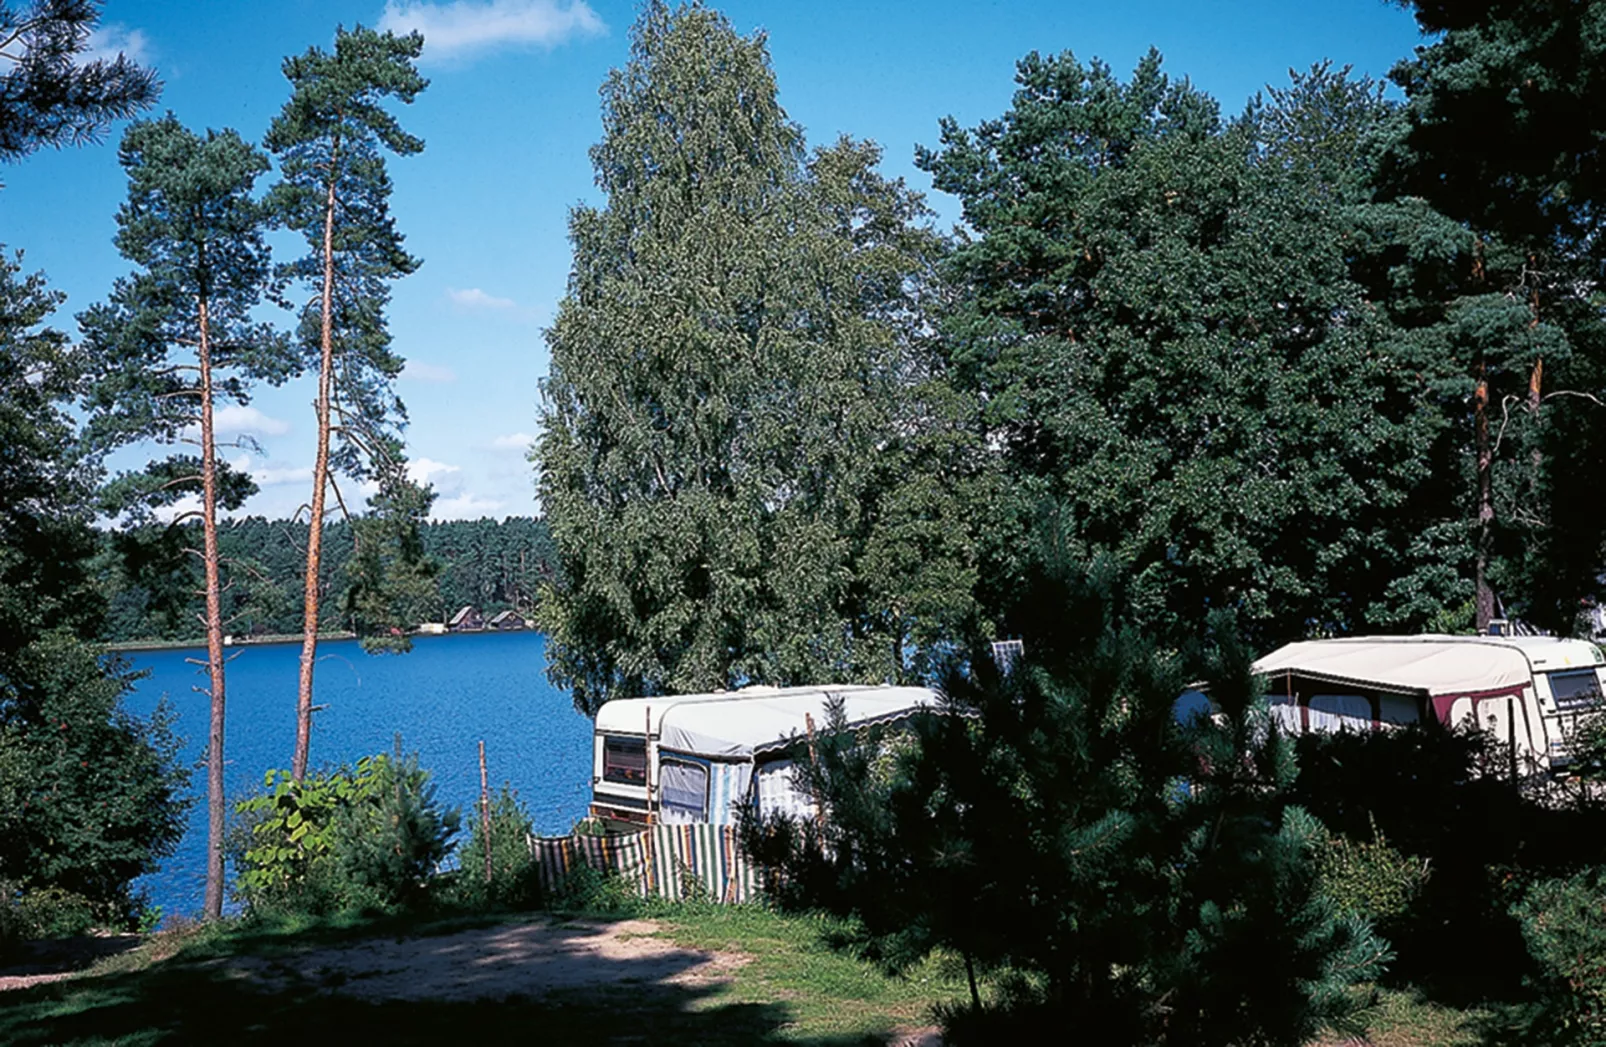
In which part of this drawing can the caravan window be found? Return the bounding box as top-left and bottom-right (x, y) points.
(602, 736), (647, 784)
(659, 759), (709, 823)
(1549, 671), (1604, 712)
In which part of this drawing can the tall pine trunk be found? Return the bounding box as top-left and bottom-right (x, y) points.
(1475, 364), (1495, 632)
(293, 163), (338, 781)
(197, 293), (227, 920)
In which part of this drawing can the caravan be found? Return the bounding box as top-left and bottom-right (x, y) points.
(1250, 634), (1606, 775)
(588, 684), (942, 828)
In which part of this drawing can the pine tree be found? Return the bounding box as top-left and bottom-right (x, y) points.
(264, 25), (426, 779)
(78, 114), (288, 919)
(0, 0), (159, 166)
(537, 1), (961, 715)
(1385, 0), (1606, 632)
(744, 551), (1387, 1044)
(917, 53), (1464, 644)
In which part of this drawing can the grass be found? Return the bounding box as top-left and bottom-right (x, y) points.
(0, 904), (962, 1046)
(0, 901), (1509, 1046)
(1315, 988), (1492, 1047)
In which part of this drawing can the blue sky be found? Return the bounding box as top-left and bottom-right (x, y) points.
(0, 0), (1426, 521)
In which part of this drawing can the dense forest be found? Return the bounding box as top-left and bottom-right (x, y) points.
(96, 515), (556, 643)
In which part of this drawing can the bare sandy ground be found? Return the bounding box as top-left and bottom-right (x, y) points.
(0, 933), (142, 991)
(220, 917), (747, 1002)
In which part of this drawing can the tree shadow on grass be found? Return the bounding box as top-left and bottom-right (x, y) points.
(0, 915), (900, 1047)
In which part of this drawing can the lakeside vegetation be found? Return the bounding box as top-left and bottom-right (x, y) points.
(4, 0), (1606, 1044)
(94, 516), (556, 646)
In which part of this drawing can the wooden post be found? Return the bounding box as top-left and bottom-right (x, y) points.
(479, 740), (493, 886)
(804, 712), (827, 829)
(643, 705), (656, 896)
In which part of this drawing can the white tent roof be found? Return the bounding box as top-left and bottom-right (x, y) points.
(1253, 636), (1545, 697)
(594, 684), (943, 759)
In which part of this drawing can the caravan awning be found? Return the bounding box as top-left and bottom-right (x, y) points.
(1253, 637), (1533, 697)
(660, 685), (942, 758)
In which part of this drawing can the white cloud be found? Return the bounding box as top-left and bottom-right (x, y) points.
(430, 492), (507, 520)
(447, 286), (516, 310)
(151, 494), (202, 525)
(195, 405), (290, 438)
(401, 360), (458, 383)
(253, 463), (313, 487)
(379, 0), (604, 63)
(227, 453), (311, 489)
(407, 457), (463, 491)
(491, 431), (534, 450)
(82, 24), (152, 66)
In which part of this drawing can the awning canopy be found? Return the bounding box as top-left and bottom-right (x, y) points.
(594, 684), (943, 760)
(1253, 637), (1534, 697)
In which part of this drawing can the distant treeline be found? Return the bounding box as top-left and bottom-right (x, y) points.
(96, 516), (556, 644)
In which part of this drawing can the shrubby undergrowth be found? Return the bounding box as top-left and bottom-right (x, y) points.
(234, 747), (458, 917)
(744, 563), (1388, 1046)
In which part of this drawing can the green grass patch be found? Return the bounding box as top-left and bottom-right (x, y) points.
(0, 904), (961, 1046)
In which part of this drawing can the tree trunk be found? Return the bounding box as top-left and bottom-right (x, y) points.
(1475, 367), (1495, 632)
(293, 163), (339, 781)
(198, 293), (227, 920)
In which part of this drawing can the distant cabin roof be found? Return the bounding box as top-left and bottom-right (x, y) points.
(1253, 635), (1605, 698)
(489, 609), (523, 623)
(449, 605), (477, 625)
(594, 684), (943, 758)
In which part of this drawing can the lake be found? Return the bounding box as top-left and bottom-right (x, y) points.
(121, 631), (593, 919)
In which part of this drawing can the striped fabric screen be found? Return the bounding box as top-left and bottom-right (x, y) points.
(529, 823), (761, 903)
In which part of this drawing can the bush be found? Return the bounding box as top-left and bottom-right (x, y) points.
(1315, 817), (1431, 925)
(447, 785), (542, 911)
(0, 881), (103, 958)
(0, 634), (190, 923)
(234, 746), (459, 917)
(1289, 724), (1606, 1003)
(744, 572), (1387, 1046)
(1505, 869), (1606, 1046)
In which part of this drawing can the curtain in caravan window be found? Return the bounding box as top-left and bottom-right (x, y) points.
(755, 760), (816, 822)
(660, 759), (709, 823)
(1308, 694), (1373, 733)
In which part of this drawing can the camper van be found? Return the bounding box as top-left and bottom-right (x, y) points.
(588, 684), (942, 828)
(1250, 634), (1606, 775)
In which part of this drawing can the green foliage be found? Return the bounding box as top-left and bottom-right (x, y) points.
(0, 255), (189, 932)
(0, 0), (160, 166)
(538, 1), (973, 714)
(235, 749), (459, 916)
(1506, 869), (1606, 1046)
(78, 113), (290, 486)
(1315, 817), (1431, 925)
(449, 785), (542, 910)
(343, 453), (440, 654)
(745, 553), (1385, 1044)
(264, 23), (426, 485)
(0, 631), (189, 924)
(1289, 723), (1606, 1003)
(1385, 0), (1606, 630)
(94, 515), (555, 643)
(918, 53), (1469, 644)
(0, 881), (103, 948)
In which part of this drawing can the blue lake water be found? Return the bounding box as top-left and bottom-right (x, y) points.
(121, 631), (593, 919)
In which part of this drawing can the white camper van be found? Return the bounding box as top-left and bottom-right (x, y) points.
(589, 684), (942, 827)
(1251, 634), (1606, 775)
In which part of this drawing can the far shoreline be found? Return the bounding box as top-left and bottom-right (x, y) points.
(102, 628), (537, 654)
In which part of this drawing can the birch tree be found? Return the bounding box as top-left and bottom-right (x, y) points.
(78, 114), (287, 919)
(264, 26), (426, 779)
(537, 1), (965, 715)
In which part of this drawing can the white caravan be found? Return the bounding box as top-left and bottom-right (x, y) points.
(588, 684), (943, 827)
(1250, 634), (1606, 775)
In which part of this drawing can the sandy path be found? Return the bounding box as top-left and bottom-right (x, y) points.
(222, 917), (746, 1002)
